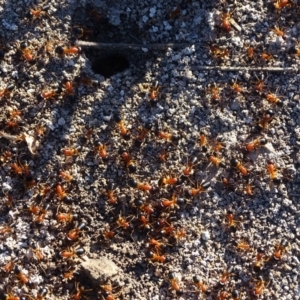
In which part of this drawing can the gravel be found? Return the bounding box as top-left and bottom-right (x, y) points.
(0, 0), (300, 299)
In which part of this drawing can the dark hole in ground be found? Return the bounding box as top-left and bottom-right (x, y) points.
(87, 52), (130, 78)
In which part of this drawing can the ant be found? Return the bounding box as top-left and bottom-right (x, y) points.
(264, 91), (283, 106)
(0, 291), (20, 300)
(17, 42), (36, 64)
(95, 142), (109, 161)
(188, 181), (210, 197)
(168, 272), (184, 296)
(225, 210), (240, 232)
(67, 223), (86, 241)
(33, 205), (49, 224)
(74, 73), (99, 88)
(146, 251), (169, 263)
(182, 157), (197, 176)
(220, 8), (235, 32)
(26, 6), (51, 20)
(119, 148), (136, 173)
(148, 238), (168, 252)
(273, 239), (289, 260)
(135, 121), (152, 146)
(199, 131), (209, 152)
(230, 78), (244, 94)
(59, 247), (85, 259)
(113, 113), (130, 140)
(253, 248), (269, 272)
(207, 82), (221, 102)
(72, 26), (95, 40)
(61, 147), (79, 156)
(230, 158), (248, 176)
(155, 129), (180, 143)
(2, 259), (16, 273)
(57, 212), (78, 223)
(55, 45), (81, 56)
(256, 110), (274, 131)
(266, 160), (280, 184)
(272, 25), (285, 37)
(128, 177), (152, 192)
(232, 240), (250, 251)
(207, 153), (226, 168)
(245, 137), (267, 152)
(103, 183), (118, 205)
(56, 184), (69, 201)
(159, 194), (185, 210)
(208, 44), (229, 60)
(192, 275), (211, 295)
(59, 170), (74, 182)
(0, 84), (15, 98)
(260, 52), (273, 62)
(245, 45), (257, 63)
(252, 276), (267, 297)
(15, 265), (29, 285)
(274, 0), (292, 10)
(219, 267), (233, 285)
(116, 215), (132, 230)
(148, 82), (161, 102)
(158, 174), (179, 187)
(138, 213), (152, 232)
(72, 282), (92, 300)
(244, 181), (255, 196)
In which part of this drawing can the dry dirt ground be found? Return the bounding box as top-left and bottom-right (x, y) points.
(0, 0), (300, 299)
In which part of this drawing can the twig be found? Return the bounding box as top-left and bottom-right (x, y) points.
(78, 41), (297, 72)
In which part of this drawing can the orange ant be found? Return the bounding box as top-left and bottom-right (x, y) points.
(26, 7), (51, 20)
(230, 158), (248, 176)
(207, 153), (226, 168)
(218, 290), (228, 300)
(267, 160), (280, 184)
(72, 282), (92, 300)
(59, 247), (85, 259)
(253, 248), (269, 272)
(119, 148), (136, 173)
(138, 213), (152, 231)
(158, 174), (179, 187)
(155, 129), (180, 143)
(67, 223), (85, 241)
(256, 110), (274, 131)
(104, 183), (118, 205)
(245, 137), (267, 152)
(192, 275), (211, 295)
(149, 238), (167, 252)
(272, 25), (285, 37)
(233, 239), (251, 251)
(208, 44), (229, 60)
(182, 157), (197, 176)
(146, 251), (169, 263)
(114, 113), (130, 140)
(128, 177), (152, 192)
(33, 205), (49, 224)
(95, 142), (109, 161)
(264, 92), (282, 106)
(219, 267), (233, 285)
(273, 239), (288, 260)
(31, 243), (44, 261)
(148, 82), (160, 101)
(59, 170), (73, 182)
(260, 52), (273, 61)
(56, 184), (69, 201)
(55, 45), (81, 56)
(116, 215), (132, 230)
(199, 131), (209, 152)
(159, 194), (185, 210)
(74, 73), (99, 88)
(0, 223), (14, 237)
(17, 42), (36, 64)
(188, 181), (210, 197)
(252, 276), (267, 297)
(61, 147), (79, 156)
(135, 121), (152, 146)
(168, 272), (183, 296)
(63, 269), (78, 280)
(244, 181), (254, 196)
(2, 259), (16, 273)
(274, 0), (292, 10)
(245, 45), (257, 62)
(207, 83), (221, 102)
(225, 210), (240, 232)
(230, 78), (244, 94)
(157, 149), (169, 162)
(15, 266), (29, 285)
(0, 291), (20, 300)
(57, 212), (77, 223)
(220, 8), (236, 32)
